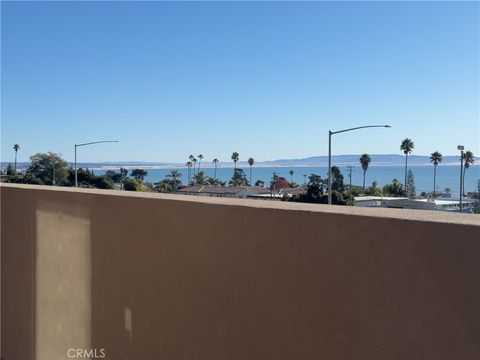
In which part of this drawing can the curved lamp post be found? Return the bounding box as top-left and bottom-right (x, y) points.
(75, 140), (119, 187)
(328, 125), (391, 205)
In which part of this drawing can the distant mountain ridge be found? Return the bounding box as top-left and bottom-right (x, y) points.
(3, 154), (478, 170)
(257, 154), (476, 166)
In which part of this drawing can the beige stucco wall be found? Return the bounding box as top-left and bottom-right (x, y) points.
(2, 184), (479, 360)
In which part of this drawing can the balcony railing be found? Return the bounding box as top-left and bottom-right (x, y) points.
(2, 183), (479, 360)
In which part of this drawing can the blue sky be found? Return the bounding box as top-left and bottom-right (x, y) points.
(2, 1), (479, 163)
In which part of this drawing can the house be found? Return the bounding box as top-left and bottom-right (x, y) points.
(354, 196), (478, 212)
(177, 185), (266, 199)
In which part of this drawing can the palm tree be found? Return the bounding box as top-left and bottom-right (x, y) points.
(13, 144), (20, 173)
(462, 150), (475, 195)
(188, 154), (195, 176)
(247, 157), (254, 185)
(231, 152), (239, 170)
(192, 158), (198, 177)
(186, 161), (193, 184)
(359, 154), (371, 193)
(429, 151), (442, 197)
(166, 170), (182, 192)
(400, 138), (414, 191)
(197, 154), (204, 172)
(212, 158), (219, 181)
(289, 169), (294, 184)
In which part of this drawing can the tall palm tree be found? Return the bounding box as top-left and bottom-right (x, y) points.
(247, 157), (254, 185)
(429, 151), (442, 197)
(212, 158), (219, 180)
(188, 154), (195, 176)
(462, 150), (475, 196)
(186, 161), (193, 184)
(289, 169), (294, 184)
(192, 157), (198, 177)
(13, 144), (20, 173)
(197, 154), (204, 172)
(231, 152), (239, 170)
(359, 154), (371, 193)
(400, 138), (414, 191)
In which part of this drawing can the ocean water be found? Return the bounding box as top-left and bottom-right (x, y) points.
(93, 165), (479, 196)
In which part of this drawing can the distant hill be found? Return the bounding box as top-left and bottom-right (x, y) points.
(256, 154), (477, 167)
(2, 154), (478, 170)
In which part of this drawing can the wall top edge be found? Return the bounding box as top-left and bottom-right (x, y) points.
(1, 183), (479, 227)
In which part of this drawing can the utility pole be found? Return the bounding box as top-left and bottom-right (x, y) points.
(347, 165), (354, 205)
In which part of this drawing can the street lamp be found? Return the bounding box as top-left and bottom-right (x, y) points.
(75, 140), (119, 187)
(328, 125), (391, 205)
(458, 145), (464, 212)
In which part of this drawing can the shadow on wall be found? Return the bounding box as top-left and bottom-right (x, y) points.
(2, 186), (480, 360)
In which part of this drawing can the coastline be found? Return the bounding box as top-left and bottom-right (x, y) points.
(94, 163), (479, 170)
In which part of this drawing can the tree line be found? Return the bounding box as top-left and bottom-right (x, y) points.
(4, 144), (477, 205)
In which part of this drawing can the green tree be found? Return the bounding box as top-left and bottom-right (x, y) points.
(229, 168), (248, 186)
(67, 167), (95, 187)
(93, 175), (115, 189)
(366, 181), (382, 196)
(288, 184), (347, 205)
(131, 168), (148, 182)
(9, 173), (43, 185)
(406, 169), (416, 199)
(27, 152), (68, 185)
(430, 151), (442, 197)
(188, 154), (195, 176)
(473, 202), (480, 214)
(255, 179), (265, 187)
(6, 163), (15, 176)
(186, 161), (193, 184)
(330, 166), (344, 192)
(105, 170), (122, 183)
(197, 154), (204, 172)
(400, 138), (414, 189)
(119, 167), (128, 190)
(359, 154), (371, 193)
(212, 158), (219, 180)
(308, 173), (322, 185)
(248, 157), (255, 185)
(382, 179), (404, 196)
(13, 144), (20, 173)
(192, 157), (198, 177)
(166, 170), (182, 192)
(123, 178), (142, 191)
(154, 179), (173, 193)
(462, 150), (475, 196)
(289, 169), (294, 184)
(231, 152), (239, 170)
(193, 171), (207, 185)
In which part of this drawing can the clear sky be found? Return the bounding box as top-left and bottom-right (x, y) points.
(1, 1), (479, 163)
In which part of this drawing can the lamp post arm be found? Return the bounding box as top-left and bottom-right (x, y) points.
(75, 140), (119, 147)
(331, 125), (391, 135)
